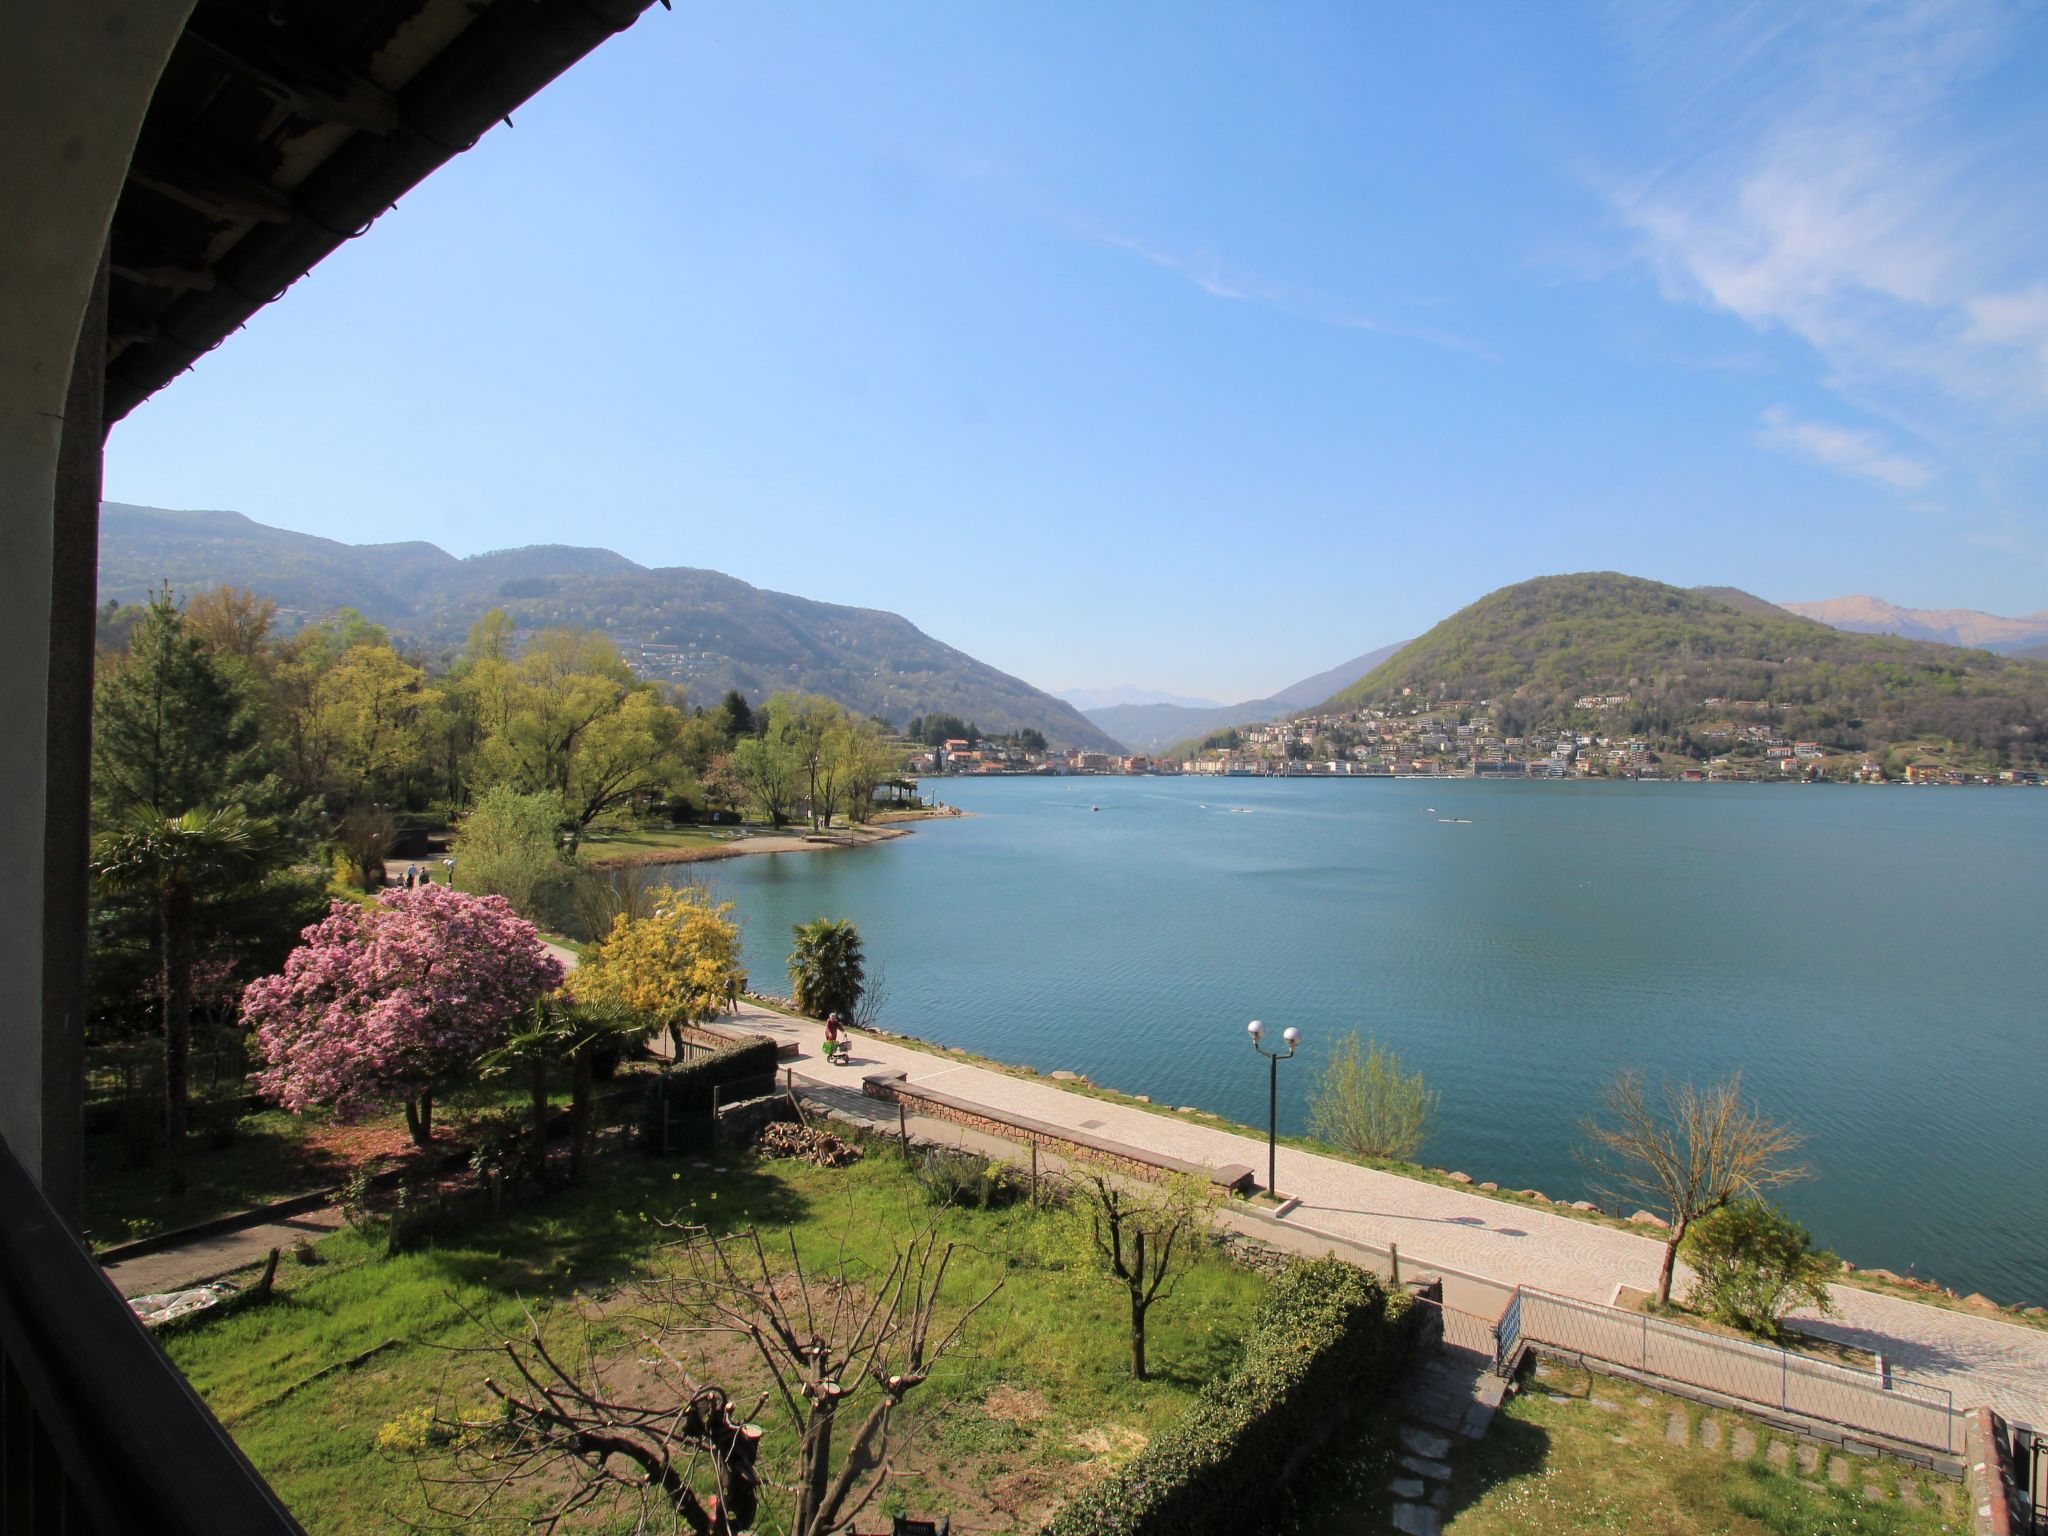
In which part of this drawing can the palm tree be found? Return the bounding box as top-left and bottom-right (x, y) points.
(786, 918), (865, 1021)
(92, 806), (271, 1197)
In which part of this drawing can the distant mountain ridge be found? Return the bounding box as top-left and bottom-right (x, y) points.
(1317, 573), (2048, 767)
(99, 503), (1120, 751)
(1056, 685), (1224, 711)
(1084, 643), (1410, 754)
(1783, 595), (2048, 654)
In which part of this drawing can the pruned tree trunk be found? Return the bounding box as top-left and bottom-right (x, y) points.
(1130, 1227), (1148, 1380)
(161, 877), (196, 1197)
(404, 1093), (435, 1148)
(570, 1049), (593, 1184)
(529, 1053), (551, 1182)
(1656, 1221), (1685, 1307)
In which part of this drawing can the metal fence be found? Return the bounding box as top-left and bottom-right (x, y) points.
(1512, 1286), (1958, 1453)
(1410, 1293), (1505, 1366)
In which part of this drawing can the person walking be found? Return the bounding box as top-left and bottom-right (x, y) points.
(823, 1012), (845, 1065)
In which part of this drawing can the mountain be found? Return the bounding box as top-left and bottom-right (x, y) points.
(1056, 685), (1224, 711)
(98, 504), (1121, 751)
(1783, 596), (2048, 654)
(1319, 573), (2048, 766)
(1085, 642), (1409, 755)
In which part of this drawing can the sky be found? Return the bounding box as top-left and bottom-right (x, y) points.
(105, 1), (2048, 702)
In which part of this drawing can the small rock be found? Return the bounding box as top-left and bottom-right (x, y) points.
(1699, 1418), (1722, 1449)
(1635, 1394), (1654, 1407)
(1629, 1210), (1670, 1229)
(2023, 1306), (2047, 1318)
(1570, 1200), (1600, 1213)
(1840, 1260), (1856, 1272)
(1962, 1292), (2000, 1310)
(1400, 1454), (1452, 1481)
(1177, 1105), (1198, 1114)
(1400, 1426), (1452, 1459)
(1767, 1441), (1790, 1468)
(1731, 1426), (1755, 1459)
(1665, 1412), (1688, 1445)
(1797, 1444), (1819, 1474)
(1133, 1095), (1150, 1103)
(1519, 1189), (1549, 1202)
(1862, 1479), (1888, 1501)
(1583, 1396), (1620, 1412)
(1390, 1503), (1440, 1536)
(1478, 1181), (1499, 1192)
(1446, 1171), (1473, 1184)
(1388, 1476), (1426, 1500)
(1898, 1482), (1922, 1507)
(1049, 1071), (1081, 1082)
(1828, 1456), (1850, 1486)
(1860, 1267), (1907, 1286)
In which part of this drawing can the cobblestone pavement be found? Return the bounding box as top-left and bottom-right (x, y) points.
(739, 1003), (2048, 1430)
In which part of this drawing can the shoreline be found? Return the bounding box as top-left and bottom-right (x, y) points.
(581, 806), (967, 872)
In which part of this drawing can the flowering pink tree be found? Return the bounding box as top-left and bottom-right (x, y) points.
(246, 884), (564, 1147)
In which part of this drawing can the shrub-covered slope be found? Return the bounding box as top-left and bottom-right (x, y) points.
(1318, 573), (2048, 767)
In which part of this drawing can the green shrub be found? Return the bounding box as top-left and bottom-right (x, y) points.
(914, 1147), (1021, 1209)
(638, 1036), (782, 1153)
(1683, 1198), (1837, 1340)
(1041, 1257), (1416, 1536)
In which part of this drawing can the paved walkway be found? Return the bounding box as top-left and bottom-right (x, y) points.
(104, 1205), (344, 1297)
(734, 1003), (2048, 1430)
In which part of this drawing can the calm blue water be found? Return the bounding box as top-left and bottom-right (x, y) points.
(680, 778), (2048, 1306)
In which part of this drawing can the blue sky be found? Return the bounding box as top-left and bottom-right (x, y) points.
(105, 1), (2048, 702)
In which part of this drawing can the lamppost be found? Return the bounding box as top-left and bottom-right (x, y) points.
(1247, 1019), (1299, 1198)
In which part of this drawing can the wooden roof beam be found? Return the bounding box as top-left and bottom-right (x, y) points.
(127, 138), (295, 225)
(111, 259), (216, 293)
(181, 22), (403, 135)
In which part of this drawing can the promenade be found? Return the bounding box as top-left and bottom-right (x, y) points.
(734, 1001), (2048, 1431)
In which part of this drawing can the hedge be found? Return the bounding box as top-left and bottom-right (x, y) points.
(638, 1034), (783, 1151)
(1041, 1257), (1417, 1536)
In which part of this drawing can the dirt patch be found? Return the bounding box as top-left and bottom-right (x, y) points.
(984, 1385), (1050, 1422)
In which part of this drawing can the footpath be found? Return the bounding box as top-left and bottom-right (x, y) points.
(733, 1002), (2048, 1432)
(104, 994), (2048, 1432)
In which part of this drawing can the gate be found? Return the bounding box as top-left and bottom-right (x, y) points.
(1494, 1289), (1522, 1376)
(2019, 1425), (2046, 1535)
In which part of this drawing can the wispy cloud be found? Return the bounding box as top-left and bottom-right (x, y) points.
(1758, 406), (1934, 489)
(1604, 2), (2048, 435)
(1090, 226), (1495, 360)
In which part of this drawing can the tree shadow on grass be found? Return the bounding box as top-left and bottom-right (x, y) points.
(407, 1157), (815, 1300)
(85, 1114), (349, 1245)
(1440, 1413), (1552, 1524)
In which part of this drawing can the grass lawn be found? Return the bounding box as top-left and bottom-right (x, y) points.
(570, 824), (745, 862)
(163, 1134), (1268, 1534)
(1279, 1360), (1961, 1536)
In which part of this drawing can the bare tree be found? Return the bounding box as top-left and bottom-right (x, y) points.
(1580, 1069), (1809, 1306)
(851, 962), (890, 1033)
(417, 1222), (997, 1535)
(1071, 1170), (1218, 1380)
(335, 801), (398, 891)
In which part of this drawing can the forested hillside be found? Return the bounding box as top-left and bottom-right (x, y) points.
(1320, 573), (2048, 767)
(100, 504), (1118, 750)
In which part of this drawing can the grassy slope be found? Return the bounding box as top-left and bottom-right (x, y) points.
(165, 1142), (1267, 1534)
(1319, 573), (2048, 767)
(1281, 1360), (1961, 1535)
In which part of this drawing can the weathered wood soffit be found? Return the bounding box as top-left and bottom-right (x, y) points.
(104, 0), (662, 424)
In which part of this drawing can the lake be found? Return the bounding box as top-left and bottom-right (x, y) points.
(674, 776), (2048, 1307)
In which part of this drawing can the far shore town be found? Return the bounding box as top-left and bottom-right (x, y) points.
(913, 699), (2047, 786)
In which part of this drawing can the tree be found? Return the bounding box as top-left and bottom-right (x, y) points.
(1070, 1170), (1218, 1379)
(1682, 1198), (1838, 1341)
(728, 732), (799, 826)
(91, 586), (265, 822)
(1580, 1070), (1810, 1306)
(717, 688), (756, 743)
(833, 719), (902, 825)
(246, 884), (564, 1147)
(787, 918), (864, 1020)
(419, 1222), (997, 1536)
(764, 693), (842, 829)
(457, 784), (572, 922)
(1307, 1031), (1438, 1162)
(182, 585), (277, 670)
(572, 885), (742, 1050)
(334, 801), (399, 892)
(92, 807), (273, 1196)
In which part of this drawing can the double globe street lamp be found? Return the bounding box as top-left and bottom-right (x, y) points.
(1247, 1019), (1300, 1198)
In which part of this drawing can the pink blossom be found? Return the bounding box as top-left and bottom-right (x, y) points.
(246, 884), (563, 1121)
